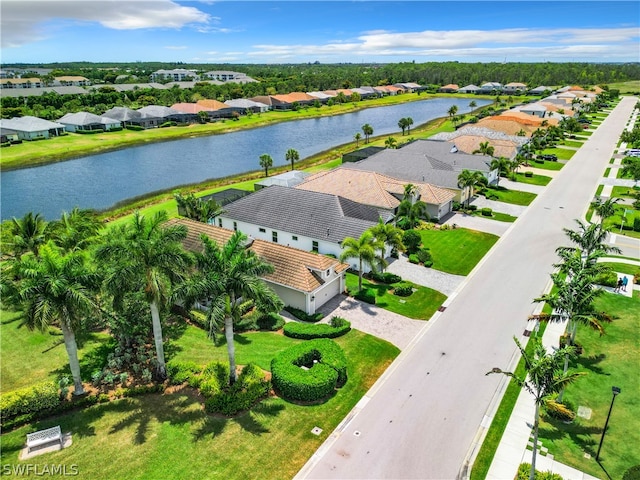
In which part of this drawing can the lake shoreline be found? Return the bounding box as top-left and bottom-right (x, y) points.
(1, 93), (487, 171)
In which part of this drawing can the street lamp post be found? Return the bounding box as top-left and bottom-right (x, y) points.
(595, 386), (621, 462)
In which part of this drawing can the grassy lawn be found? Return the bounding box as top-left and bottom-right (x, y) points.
(602, 205), (640, 239)
(512, 172), (552, 186)
(536, 292), (640, 480)
(479, 186), (537, 206)
(542, 147), (576, 160)
(0, 309), (113, 394)
(0, 329), (399, 480)
(611, 185), (639, 198)
(598, 262), (640, 277)
(560, 140), (585, 148)
(529, 160), (564, 171)
(418, 227), (499, 275)
(345, 272), (446, 320)
(468, 210), (517, 223)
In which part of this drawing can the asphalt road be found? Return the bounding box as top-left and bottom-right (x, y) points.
(297, 97), (638, 480)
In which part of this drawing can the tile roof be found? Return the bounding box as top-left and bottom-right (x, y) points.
(497, 111), (559, 126)
(137, 105), (182, 118)
(430, 126), (529, 159)
(272, 92), (316, 103)
(167, 218), (348, 293)
(297, 167), (455, 209)
(220, 185), (381, 245)
(0, 116), (64, 132)
(57, 111), (121, 126)
(170, 103), (215, 114)
(439, 84), (459, 90)
(102, 106), (143, 122)
(196, 99), (230, 110)
(224, 98), (269, 109)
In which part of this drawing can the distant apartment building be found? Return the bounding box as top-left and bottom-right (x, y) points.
(202, 70), (251, 82)
(150, 69), (198, 82)
(0, 78), (43, 89)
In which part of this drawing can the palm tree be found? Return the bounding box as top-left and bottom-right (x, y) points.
(384, 137), (398, 149)
(285, 148), (299, 171)
(406, 117), (413, 135)
(94, 211), (192, 378)
(361, 124), (373, 144)
(340, 230), (380, 292)
(180, 232), (282, 385)
(489, 157), (512, 186)
(398, 118), (408, 135)
(457, 170), (486, 208)
(591, 197), (620, 226)
(369, 220), (404, 272)
(259, 153), (273, 177)
(5, 212), (49, 258)
(447, 105), (458, 123)
(557, 219), (621, 260)
(487, 337), (584, 480)
(49, 207), (104, 253)
(469, 100), (477, 109)
(396, 198), (428, 230)
(354, 132), (362, 147)
(473, 141), (495, 157)
(10, 243), (100, 395)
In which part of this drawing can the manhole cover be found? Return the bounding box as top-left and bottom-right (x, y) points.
(311, 427), (323, 436)
(353, 431), (361, 437)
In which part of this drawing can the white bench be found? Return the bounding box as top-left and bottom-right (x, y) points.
(26, 426), (63, 452)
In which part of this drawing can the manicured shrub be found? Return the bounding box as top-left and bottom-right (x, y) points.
(370, 272), (402, 284)
(166, 360), (203, 385)
(0, 382), (60, 423)
(517, 463), (564, 480)
(424, 260), (433, 268)
(354, 288), (376, 304)
(75, 128), (105, 135)
(189, 310), (208, 330)
(417, 248), (432, 264)
(125, 125), (144, 131)
(284, 305), (324, 323)
(159, 121), (178, 128)
(393, 283), (413, 297)
(283, 316), (351, 339)
(468, 205), (478, 211)
(256, 312), (285, 331)
(408, 253), (420, 264)
(634, 217), (640, 232)
(204, 364), (269, 416)
(594, 270), (618, 287)
(452, 201), (461, 211)
(402, 230), (422, 253)
(481, 207), (493, 216)
(271, 339), (347, 402)
(525, 171), (534, 177)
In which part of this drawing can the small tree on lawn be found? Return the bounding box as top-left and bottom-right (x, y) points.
(488, 337), (584, 480)
(259, 153), (273, 177)
(369, 219), (404, 272)
(340, 230), (380, 292)
(285, 148), (299, 171)
(362, 123), (373, 144)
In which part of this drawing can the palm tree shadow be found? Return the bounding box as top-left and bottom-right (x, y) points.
(539, 418), (602, 457)
(575, 353), (608, 375)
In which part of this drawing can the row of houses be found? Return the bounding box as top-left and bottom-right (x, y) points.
(0, 76), (92, 89)
(439, 82), (576, 95)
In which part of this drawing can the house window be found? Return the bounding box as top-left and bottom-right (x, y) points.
(218, 219), (222, 227)
(292, 235), (298, 241)
(326, 270), (330, 276)
(272, 231), (278, 243)
(233, 222), (237, 231)
(259, 228), (266, 233)
(312, 241), (319, 252)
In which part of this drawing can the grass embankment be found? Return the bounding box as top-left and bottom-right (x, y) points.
(345, 272), (446, 319)
(0, 92), (487, 171)
(418, 228), (499, 276)
(605, 80), (640, 94)
(536, 292), (640, 480)
(0, 310), (112, 394)
(0, 328), (399, 480)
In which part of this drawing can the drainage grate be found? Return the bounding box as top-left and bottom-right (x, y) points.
(438, 306), (447, 312)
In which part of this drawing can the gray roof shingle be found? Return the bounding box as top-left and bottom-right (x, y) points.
(220, 185), (380, 244)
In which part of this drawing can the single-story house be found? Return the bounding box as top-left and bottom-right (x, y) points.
(57, 112), (121, 132)
(307, 91), (334, 103)
(296, 167), (456, 221)
(254, 170), (310, 190)
(438, 84), (459, 93)
(529, 86), (552, 95)
(458, 84), (481, 94)
(224, 98), (270, 113)
(351, 87), (377, 98)
(102, 106), (157, 129)
(429, 126), (529, 160)
(170, 103), (215, 122)
(480, 82), (503, 94)
(169, 218), (349, 315)
(216, 185), (383, 270)
(513, 103), (548, 118)
(196, 99), (238, 118)
(0, 116), (65, 140)
(1, 127), (19, 143)
(394, 82), (422, 93)
(137, 105), (185, 124)
(346, 139), (498, 204)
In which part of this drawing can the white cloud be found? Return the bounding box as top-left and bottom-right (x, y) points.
(245, 26), (639, 61)
(1, 0), (210, 48)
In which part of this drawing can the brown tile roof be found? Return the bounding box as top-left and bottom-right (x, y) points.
(55, 76), (89, 82)
(171, 103), (215, 114)
(196, 99), (229, 110)
(496, 111), (559, 127)
(167, 218), (348, 293)
(272, 92), (315, 103)
(440, 84), (459, 90)
(336, 89), (353, 96)
(297, 167), (455, 209)
(448, 136), (519, 159)
(475, 117), (540, 136)
(382, 85), (403, 92)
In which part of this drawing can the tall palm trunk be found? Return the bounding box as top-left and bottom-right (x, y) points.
(149, 299), (166, 378)
(358, 258), (363, 292)
(530, 402), (540, 480)
(225, 315), (237, 385)
(60, 322), (85, 395)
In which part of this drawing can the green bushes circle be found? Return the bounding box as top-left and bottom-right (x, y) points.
(271, 339), (347, 402)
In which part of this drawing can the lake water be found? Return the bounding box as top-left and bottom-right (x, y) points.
(1, 97), (490, 220)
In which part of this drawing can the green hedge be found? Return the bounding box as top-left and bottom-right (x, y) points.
(408, 253), (420, 264)
(75, 128), (104, 135)
(370, 272), (402, 284)
(271, 339), (347, 402)
(204, 364), (270, 416)
(595, 270), (618, 287)
(417, 248), (432, 263)
(394, 283), (413, 297)
(283, 316), (351, 339)
(284, 305), (324, 323)
(354, 288), (376, 304)
(166, 360), (203, 385)
(125, 125), (144, 131)
(481, 207), (493, 216)
(0, 382), (60, 423)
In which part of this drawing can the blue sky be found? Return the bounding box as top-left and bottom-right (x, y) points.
(1, 1), (639, 64)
